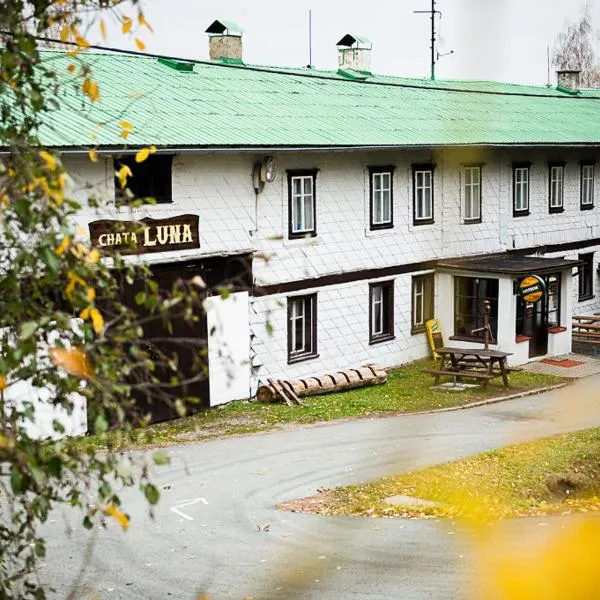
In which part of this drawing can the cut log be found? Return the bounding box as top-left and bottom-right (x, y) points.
(257, 365), (387, 403)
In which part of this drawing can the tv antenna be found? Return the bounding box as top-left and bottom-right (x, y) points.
(308, 9), (313, 68)
(414, 0), (453, 80)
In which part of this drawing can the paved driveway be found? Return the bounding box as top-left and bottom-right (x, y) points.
(42, 376), (600, 599)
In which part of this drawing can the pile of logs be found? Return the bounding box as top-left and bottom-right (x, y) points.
(256, 365), (387, 406)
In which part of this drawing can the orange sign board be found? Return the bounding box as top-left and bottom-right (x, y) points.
(518, 275), (545, 303)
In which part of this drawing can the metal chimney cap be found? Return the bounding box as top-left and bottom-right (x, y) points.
(336, 34), (372, 50)
(205, 19), (244, 36)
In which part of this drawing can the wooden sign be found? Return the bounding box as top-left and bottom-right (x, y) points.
(425, 318), (444, 361)
(89, 215), (200, 255)
(518, 275), (545, 303)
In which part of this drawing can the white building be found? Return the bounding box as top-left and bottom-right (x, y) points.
(36, 22), (600, 418)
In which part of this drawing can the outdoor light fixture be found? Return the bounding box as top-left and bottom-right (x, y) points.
(252, 156), (278, 193)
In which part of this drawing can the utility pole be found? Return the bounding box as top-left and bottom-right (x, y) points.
(414, 0), (442, 81)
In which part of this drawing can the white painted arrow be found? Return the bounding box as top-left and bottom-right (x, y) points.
(170, 497), (208, 521)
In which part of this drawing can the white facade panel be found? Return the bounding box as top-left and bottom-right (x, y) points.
(206, 292), (251, 405)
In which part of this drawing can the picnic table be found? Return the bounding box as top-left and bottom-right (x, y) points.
(423, 346), (512, 389)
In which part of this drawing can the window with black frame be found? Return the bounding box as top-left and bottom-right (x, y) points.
(546, 273), (561, 327)
(454, 276), (499, 340)
(114, 154), (173, 204)
(578, 253), (594, 301)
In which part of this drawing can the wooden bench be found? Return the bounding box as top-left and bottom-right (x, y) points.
(422, 368), (496, 386)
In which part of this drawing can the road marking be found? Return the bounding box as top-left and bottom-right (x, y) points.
(170, 498), (208, 521)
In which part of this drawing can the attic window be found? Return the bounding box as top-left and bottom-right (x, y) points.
(114, 154), (173, 205)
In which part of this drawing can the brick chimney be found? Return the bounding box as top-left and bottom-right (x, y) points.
(205, 19), (244, 63)
(557, 69), (581, 91)
(336, 34), (372, 73)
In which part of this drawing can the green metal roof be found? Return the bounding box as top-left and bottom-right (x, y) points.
(37, 49), (600, 149)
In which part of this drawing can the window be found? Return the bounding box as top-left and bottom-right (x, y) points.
(287, 294), (317, 363)
(369, 281), (394, 343)
(288, 170), (317, 238)
(413, 165), (434, 224)
(463, 165), (482, 222)
(579, 253), (595, 301)
(454, 277), (499, 341)
(513, 163), (530, 216)
(549, 163), (565, 213)
(369, 167), (394, 230)
(114, 154), (173, 204)
(412, 274), (435, 334)
(546, 273), (561, 327)
(581, 162), (595, 210)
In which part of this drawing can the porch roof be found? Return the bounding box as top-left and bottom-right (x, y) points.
(437, 254), (582, 275)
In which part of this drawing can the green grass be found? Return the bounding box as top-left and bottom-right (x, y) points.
(307, 427), (600, 521)
(76, 359), (565, 452)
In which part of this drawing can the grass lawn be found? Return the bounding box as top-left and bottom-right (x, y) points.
(77, 359), (565, 452)
(293, 427), (600, 521)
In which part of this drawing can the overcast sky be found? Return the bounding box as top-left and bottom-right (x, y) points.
(99, 0), (596, 86)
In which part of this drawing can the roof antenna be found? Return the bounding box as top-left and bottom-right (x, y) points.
(414, 0), (447, 80)
(547, 45), (551, 86)
(308, 9), (313, 69)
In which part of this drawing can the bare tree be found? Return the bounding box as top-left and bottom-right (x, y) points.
(553, 4), (600, 88)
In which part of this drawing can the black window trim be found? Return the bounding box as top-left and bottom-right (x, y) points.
(580, 160), (596, 211)
(412, 163), (435, 226)
(578, 252), (595, 301)
(287, 168), (319, 240)
(548, 160), (566, 214)
(369, 280), (395, 344)
(411, 273), (435, 335)
(287, 293), (318, 364)
(462, 163), (483, 224)
(368, 165), (395, 231)
(512, 161), (531, 217)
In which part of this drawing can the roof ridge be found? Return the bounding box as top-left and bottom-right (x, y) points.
(38, 46), (600, 100)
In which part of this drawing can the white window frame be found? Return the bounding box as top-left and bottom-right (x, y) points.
(463, 166), (482, 222)
(513, 166), (530, 214)
(414, 168), (433, 223)
(371, 170), (393, 228)
(413, 278), (425, 327)
(289, 173), (316, 237)
(581, 163), (595, 208)
(549, 164), (565, 211)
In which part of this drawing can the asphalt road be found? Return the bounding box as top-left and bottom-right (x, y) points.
(41, 376), (600, 600)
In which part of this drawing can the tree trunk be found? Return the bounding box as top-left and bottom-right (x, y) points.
(256, 365), (387, 403)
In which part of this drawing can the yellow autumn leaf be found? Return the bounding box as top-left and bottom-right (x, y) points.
(118, 120), (133, 131)
(67, 63), (76, 73)
(49, 347), (94, 379)
(0, 375), (6, 391)
(79, 307), (91, 320)
(135, 147), (150, 163)
(85, 287), (96, 302)
(119, 130), (130, 139)
(121, 17), (132, 34)
(134, 38), (146, 51)
(149, 145), (157, 154)
(39, 150), (57, 170)
(90, 308), (104, 334)
(105, 504), (130, 530)
(88, 149), (98, 162)
(67, 47), (82, 58)
(99, 18), (107, 40)
(86, 249), (101, 265)
(59, 25), (70, 42)
(65, 271), (86, 300)
(117, 164), (133, 188)
(138, 12), (154, 32)
(54, 236), (71, 256)
(82, 78), (99, 102)
(75, 35), (90, 48)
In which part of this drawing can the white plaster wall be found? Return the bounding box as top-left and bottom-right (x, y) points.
(249, 272), (433, 392)
(64, 153), (257, 262)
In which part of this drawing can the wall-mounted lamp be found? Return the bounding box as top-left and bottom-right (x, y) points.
(252, 157), (278, 193)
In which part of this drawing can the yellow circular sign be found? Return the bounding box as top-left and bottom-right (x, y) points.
(519, 276), (545, 303)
